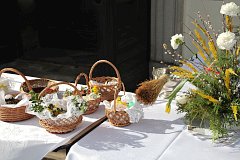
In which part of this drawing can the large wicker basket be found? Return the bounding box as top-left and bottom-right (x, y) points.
(20, 78), (58, 94)
(105, 84), (130, 127)
(89, 60), (122, 101)
(38, 82), (83, 134)
(0, 68), (34, 122)
(74, 73), (101, 115)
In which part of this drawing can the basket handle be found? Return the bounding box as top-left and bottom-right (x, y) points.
(74, 73), (90, 89)
(0, 68), (32, 92)
(89, 60), (121, 85)
(113, 88), (118, 113)
(38, 82), (81, 99)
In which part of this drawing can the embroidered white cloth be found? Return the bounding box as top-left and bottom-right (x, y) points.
(26, 93), (85, 120)
(0, 77), (13, 93)
(89, 80), (118, 86)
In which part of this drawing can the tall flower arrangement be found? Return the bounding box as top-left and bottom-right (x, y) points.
(166, 2), (240, 139)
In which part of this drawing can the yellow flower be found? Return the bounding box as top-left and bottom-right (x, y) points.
(192, 89), (219, 104)
(92, 86), (99, 94)
(194, 29), (210, 55)
(165, 103), (171, 113)
(116, 96), (121, 101)
(224, 68), (238, 97)
(172, 72), (194, 79)
(192, 21), (209, 38)
(170, 66), (193, 74)
(231, 106), (238, 121)
(179, 60), (198, 73)
(208, 40), (218, 61)
(236, 46), (240, 57)
(192, 41), (209, 65)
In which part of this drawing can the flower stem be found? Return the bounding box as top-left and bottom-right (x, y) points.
(184, 43), (206, 67)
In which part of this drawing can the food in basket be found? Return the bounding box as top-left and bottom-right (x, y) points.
(27, 91), (87, 120)
(26, 82), (86, 133)
(5, 94), (20, 104)
(0, 68), (34, 122)
(0, 91), (29, 107)
(21, 79), (58, 94)
(74, 73), (101, 115)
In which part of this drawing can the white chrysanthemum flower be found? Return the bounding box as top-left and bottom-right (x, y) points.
(170, 34), (184, 50)
(220, 2), (240, 16)
(175, 94), (190, 105)
(216, 31), (236, 50)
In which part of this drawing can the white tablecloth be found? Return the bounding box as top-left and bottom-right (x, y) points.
(0, 73), (106, 160)
(158, 129), (240, 160)
(66, 82), (240, 160)
(66, 99), (186, 160)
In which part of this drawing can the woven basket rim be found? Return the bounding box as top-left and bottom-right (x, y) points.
(39, 115), (83, 133)
(0, 105), (34, 122)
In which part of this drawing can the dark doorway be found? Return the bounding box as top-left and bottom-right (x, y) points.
(1, 0), (150, 92)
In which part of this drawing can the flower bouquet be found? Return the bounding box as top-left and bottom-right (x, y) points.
(166, 2), (240, 139)
(27, 82), (87, 133)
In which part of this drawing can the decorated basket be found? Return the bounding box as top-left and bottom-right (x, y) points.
(0, 68), (34, 122)
(20, 78), (58, 94)
(89, 60), (122, 101)
(104, 83), (143, 127)
(28, 82), (85, 134)
(74, 73), (101, 115)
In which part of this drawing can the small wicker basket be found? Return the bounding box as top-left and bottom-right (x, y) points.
(89, 60), (122, 101)
(0, 68), (34, 122)
(105, 83), (130, 127)
(38, 82), (83, 134)
(21, 78), (58, 94)
(74, 73), (101, 115)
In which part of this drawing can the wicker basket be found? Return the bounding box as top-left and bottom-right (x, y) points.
(105, 83), (130, 127)
(74, 73), (101, 115)
(0, 68), (34, 122)
(21, 78), (58, 94)
(89, 60), (122, 101)
(38, 82), (83, 134)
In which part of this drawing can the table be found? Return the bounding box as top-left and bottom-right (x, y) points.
(0, 73), (106, 160)
(158, 129), (240, 160)
(66, 82), (240, 160)
(66, 99), (186, 160)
